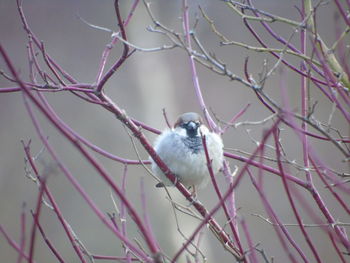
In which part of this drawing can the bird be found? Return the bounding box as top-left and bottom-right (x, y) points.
(150, 112), (224, 195)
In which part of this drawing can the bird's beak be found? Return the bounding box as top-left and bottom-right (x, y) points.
(185, 121), (199, 137)
(187, 121), (197, 131)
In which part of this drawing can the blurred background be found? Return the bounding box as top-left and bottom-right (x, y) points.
(1, 0), (349, 262)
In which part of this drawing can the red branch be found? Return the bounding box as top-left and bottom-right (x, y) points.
(95, 0), (130, 93)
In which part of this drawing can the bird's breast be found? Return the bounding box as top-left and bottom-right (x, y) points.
(181, 136), (203, 153)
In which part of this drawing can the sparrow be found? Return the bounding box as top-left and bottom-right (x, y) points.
(150, 112), (224, 194)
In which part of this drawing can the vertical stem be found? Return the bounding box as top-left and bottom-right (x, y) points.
(28, 176), (48, 263)
(120, 164), (132, 263)
(96, 0), (130, 93)
(17, 204), (26, 263)
(0, 225), (30, 260)
(222, 162), (242, 249)
(182, 0), (218, 132)
(273, 130), (321, 262)
(241, 219), (258, 263)
(301, 0), (312, 183)
(202, 135), (244, 257)
(249, 169), (303, 263)
(95, 0), (139, 83)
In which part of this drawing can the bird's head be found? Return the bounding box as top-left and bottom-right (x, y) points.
(174, 112), (208, 138)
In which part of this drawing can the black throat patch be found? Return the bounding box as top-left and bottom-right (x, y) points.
(181, 136), (203, 153)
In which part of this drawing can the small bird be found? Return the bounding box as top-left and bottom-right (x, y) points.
(150, 112), (224, 194)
